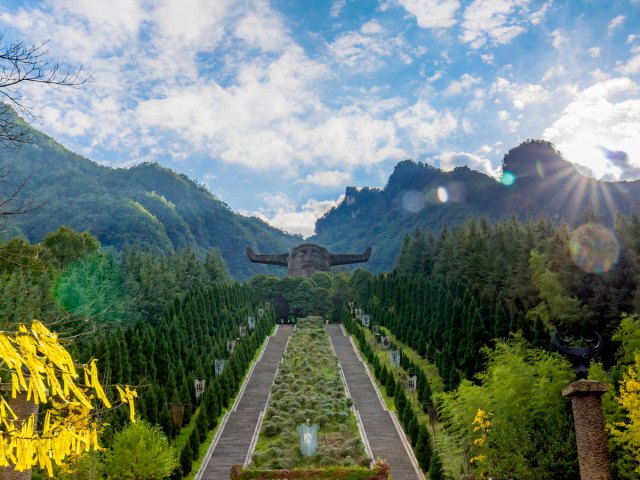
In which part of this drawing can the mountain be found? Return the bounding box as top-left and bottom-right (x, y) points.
(311, 140), (640, 272)
(0, 117), (300, 280)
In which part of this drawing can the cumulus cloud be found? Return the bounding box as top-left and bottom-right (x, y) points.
(436, 151), (499, 177)
(608, 15), (626, 34)
(330, 0), (346, 17)
(394, 99), (458, 151)
(442, 73), (482, 96)
(541, 65), (566, 82)
(460, 0), (548, 49)
(588, 47), (601, 58)
(491, 77), (550, 110)
(302, 170), (352, 187)
(551, 29), (568, 49)
(329, 21), (395, 71)
(395, 0), (460, 29)
(251, 193), (343, 237)
(617, 45), (640, 75)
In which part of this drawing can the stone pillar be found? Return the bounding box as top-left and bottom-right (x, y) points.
(0, 391), (39, 480)
(562, 380), (613, 480)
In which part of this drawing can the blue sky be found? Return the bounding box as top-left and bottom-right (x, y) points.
(1, 0), (639, 236)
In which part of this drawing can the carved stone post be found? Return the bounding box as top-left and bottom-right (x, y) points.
(562, 380), (613, 480)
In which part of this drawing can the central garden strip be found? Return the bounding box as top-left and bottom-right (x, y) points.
(250, 317), (368, 469)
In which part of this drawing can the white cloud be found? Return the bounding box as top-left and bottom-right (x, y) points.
(396, 0), (460, 29)
(492, 77), (550, 110)
(461, 0), (544, 49)
(529, 1), (551, 25)
(252, 194), (343, 237)
(330, 0), (346, 17)
(480, 53), (495, 64)
(329, 21), (394, 71)
(608, 15), (626, 34)
(588, 47), (601, 58)
(394, 99), (458, 150)
(541, 65), (566, 82)
(437, 151), (498, 176)
(302, 170), (352, 187)
(617, 47), (640, 75)
(442, 73), (482, 96)
(551, 29), (568, 49)
(235, 6), (290, 52)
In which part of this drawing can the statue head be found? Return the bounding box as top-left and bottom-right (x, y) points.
(288, 244), (330, 277)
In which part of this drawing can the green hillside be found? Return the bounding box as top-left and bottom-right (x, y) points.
(0, 118), (300, 280)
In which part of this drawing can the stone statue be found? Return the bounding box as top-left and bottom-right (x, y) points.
(553, 332), (603, 379)
(246, 243), (372, 277)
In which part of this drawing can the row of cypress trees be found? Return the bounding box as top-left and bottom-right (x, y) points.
(75, 283), (274, 478)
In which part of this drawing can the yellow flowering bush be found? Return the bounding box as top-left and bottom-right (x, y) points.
(610, 354), (640, 475)
(0, 320), (136, 476)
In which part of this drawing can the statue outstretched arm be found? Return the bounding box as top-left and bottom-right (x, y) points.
(246, 247), (288, 266)
(329, 246), (372, 266)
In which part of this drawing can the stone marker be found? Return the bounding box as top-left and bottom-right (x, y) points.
(562, 380), (613, 480)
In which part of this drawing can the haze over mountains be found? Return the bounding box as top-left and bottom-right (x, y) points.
(3, 119), (640, 277)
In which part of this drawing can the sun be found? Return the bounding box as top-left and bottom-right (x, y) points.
(554, 135), (620, 180)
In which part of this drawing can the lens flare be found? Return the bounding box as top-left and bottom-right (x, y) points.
(401, 190), (425, 213)
(445, 182), (465, 203)
(436, 187), (448, 203)
(536, 161), (545, 178)
(569, 223), (620, 274)
(501, 171), (516, 186)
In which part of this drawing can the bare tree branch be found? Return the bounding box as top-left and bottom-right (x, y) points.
(0, 32), (92, 147)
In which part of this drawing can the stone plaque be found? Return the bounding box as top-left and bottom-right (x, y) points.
(214, 359), (226, 377)
(194, 379), (206, 400)
(390, 349), (400, 368)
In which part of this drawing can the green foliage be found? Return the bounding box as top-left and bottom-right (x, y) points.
(102, 421), (178, 480)
(204, 248), (231, 283)
(527, 249), (587, 333)
(612, 313), (640, 366)
(54, 251), (129, 322)
(43, 226), (100, 269)
(290, 280), (324, 317)
(233, 460), (390, 479)
(435, 337), (577, 479)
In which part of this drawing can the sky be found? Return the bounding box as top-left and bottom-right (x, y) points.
(1, 0), (639, 237)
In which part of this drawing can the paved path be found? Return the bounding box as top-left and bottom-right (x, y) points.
(197, 325), (294, 480)
(325, 324), (422, 480)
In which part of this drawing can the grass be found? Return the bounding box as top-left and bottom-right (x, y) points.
(251, 317), (367, 470)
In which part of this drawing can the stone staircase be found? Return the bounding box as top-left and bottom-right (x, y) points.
(325, 324), (423, 480)
(196, 325), (294, 480)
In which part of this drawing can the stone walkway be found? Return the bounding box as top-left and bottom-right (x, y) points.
(325, 324), (423, 480)
(196, 325), (294, 480)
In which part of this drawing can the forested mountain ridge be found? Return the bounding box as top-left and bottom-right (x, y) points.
(0, 116), (300, 280)
(312, 140), (640, 272)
